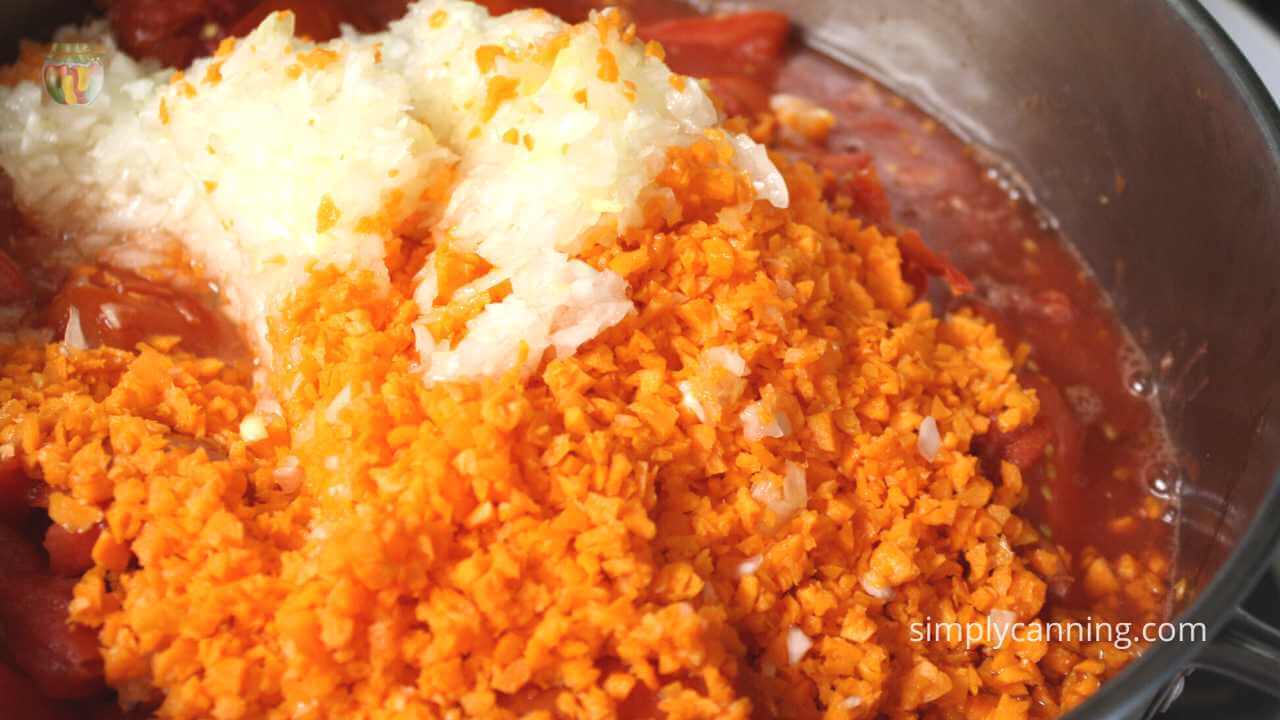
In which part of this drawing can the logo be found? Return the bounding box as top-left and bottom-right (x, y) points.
(43, 43), (106, 106)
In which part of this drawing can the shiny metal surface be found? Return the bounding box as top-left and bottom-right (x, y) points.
(4, 1), (1280, 718)
(711, 1), (1280, 716)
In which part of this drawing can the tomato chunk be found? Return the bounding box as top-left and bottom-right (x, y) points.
(0, 456), (33, 524)
(639, 12), (790, 75)
(0, 574), (105, 700)
(975, 372), (1083, 487)
(44, 524), (102, 578)
(0, 662), (76, 720)
(637, 12), (789, 116)
(0, 249), (30, 304)
(976, 422), (1053, 473)
(108, 0), (259, 67)
(471, 0), (597, 22)
(49, 268), (246, 361)
(108, 0), (395, 66)
(229, 0), (350, 41)
(0, 523), (44, 577)
(898, 229), (973, 296)
(348, 0), (416, 26)
(798, 150), (895, 227)
(704, 75), (773, 118)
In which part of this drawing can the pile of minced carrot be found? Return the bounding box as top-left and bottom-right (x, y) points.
(0, 122), (1170, 718)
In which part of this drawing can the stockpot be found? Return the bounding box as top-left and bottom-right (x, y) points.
(4, 1), (1280, 717)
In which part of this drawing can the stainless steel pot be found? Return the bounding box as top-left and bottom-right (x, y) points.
(3, 1), (1280, 718)
(749, 3), (1280, 717)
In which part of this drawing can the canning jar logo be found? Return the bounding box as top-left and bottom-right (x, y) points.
(43, 43), (106, 106)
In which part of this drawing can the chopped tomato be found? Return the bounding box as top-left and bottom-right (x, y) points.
(348, 0), (416, 26)
(638, 12), (789, 117)
(44, 524), (102, 578)
(898, 228), (974, 296)
(705, 75), (773, 118)
(108, 0), (258, 67)
(472, 0), (598, 23)
(0, 248), (30, 303)
(976, 422), (1053, 474)
(975, 373), (1081, 478)
(0, 574), (105, 700)
(26, 480), (50, 510)
(49, 268), (246, 361)
(638, 12), (790, 77)
(0, 662), (76, 720)
(229, 0), (351, 41)
(802, 150), (894, 227)
(0, 456), (32, 524)
(108, 0), (395, 66)
(78, 700), (155, 720)
(0, 523), (43, 577)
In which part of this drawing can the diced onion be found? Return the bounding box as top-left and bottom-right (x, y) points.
(750, 463), (808, 520)
(703, 346), (748, 377)
(989, 608), (1018, 648)
(786, 626), (813, 665)
(917, 415), (941, 462)
(730, 132), (789, 209)
(783, 462), (807, 508)
(737, 554), (763, 577)
(325, 385), (352, 424)
(63, 306), (88, 350)
(741, 401), (789, 442)
(680, 346), (748, 423)
(239, 414), (268, 443)
(272, 463), (304, 492)
(860, 573), (895, 601)
(678, 380), (707, 423)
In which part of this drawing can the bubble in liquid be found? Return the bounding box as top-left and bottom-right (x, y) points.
(1127, 371), (1155, 398)
(1148, 462), (1182, 496)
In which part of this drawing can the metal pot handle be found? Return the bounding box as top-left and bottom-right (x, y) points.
(1190, 607), (1280, 698)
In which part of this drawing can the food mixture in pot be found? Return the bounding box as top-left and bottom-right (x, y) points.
(0, 1), (1177, 718)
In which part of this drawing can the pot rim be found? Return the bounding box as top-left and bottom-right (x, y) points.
(1068, 2), (1280, 716)
(2, 0), (1278, 715)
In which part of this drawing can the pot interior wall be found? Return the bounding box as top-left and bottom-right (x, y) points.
(729, 0), (1280, 613)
